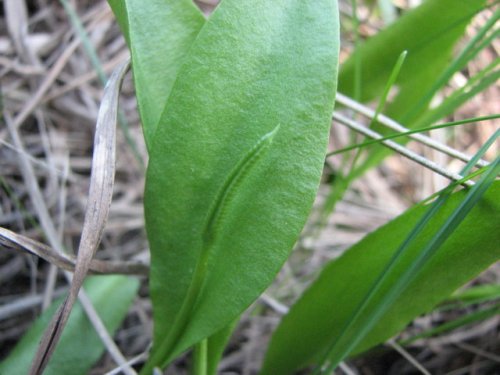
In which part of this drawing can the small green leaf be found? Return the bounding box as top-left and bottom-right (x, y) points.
(108, 0), (205, 148)
(143, 0), (339, 371)
(261, 182), (500, 375)
(446, 284), (500, 308)
(0, 276), (139, 375)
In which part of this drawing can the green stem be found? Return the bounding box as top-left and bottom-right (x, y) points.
(140, 244), (211, 374)
(192, 339), (208, 375)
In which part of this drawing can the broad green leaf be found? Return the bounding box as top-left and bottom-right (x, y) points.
(317, 154), (499, 372)
(143, 0), (339, 371)
(261, 182), (500, 375)
(108, 0), (205, 148)
(0, 276), (139, 375)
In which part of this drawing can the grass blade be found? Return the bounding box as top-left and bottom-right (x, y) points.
(316, 137), (500, 372)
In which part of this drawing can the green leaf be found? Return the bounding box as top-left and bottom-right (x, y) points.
(206, 320), (238, 375)
(339, 0), (484, 115)
(108, 0), (205, 148)
(0, 276), (139, 375)
(143, 0), (339, 371)
(261, 182), (500, 375)
(316, 155), (499, 372)
(446, 284), (500, 308)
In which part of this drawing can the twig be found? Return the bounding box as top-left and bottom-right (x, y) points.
(0, 288), (67, 321)
(335, 93), (489, 169)
(105, 351), (151, 375)
(12, 37), (80, 129)
(333, 112), (474, 187)
(387, 339), (431, 375)
(0, 227), (149, 275)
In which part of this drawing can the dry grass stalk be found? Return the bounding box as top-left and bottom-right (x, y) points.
(0, 227), (148, 275)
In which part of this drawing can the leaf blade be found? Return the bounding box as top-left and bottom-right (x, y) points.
(0, 276), (139, 375)
(143, 0), (339, 370)
(261, 181), (500, 375)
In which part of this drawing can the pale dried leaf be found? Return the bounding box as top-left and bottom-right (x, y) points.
(28, 58), (130, 375)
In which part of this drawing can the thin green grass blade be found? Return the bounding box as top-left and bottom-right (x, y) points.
(417, 127), (499, 206)
(455, 129), (498, 176)
(347, 50), (408, 170)
(368, 50), (408, 130)
(401, 303), (500, 345)
(401, 8), (499, 123)
(327, 114), (500, 156)
(412, 63), (499, 130)
(319, 155), (500, 373)
(446, 284), (500, 308)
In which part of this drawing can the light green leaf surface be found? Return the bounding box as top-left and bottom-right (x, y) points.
(108, 0), (205, 148)
(0, 276), (139, 375)
(261, 182), (500, 375)
(143, 0), (339, 371)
